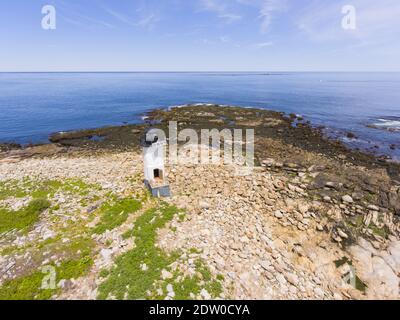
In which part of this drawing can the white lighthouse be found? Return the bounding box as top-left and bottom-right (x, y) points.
(142, 130), (171, 197)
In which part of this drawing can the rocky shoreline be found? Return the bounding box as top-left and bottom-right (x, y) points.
(0, 104), (399, 300)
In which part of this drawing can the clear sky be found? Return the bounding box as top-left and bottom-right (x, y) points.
(1, 0), (400, 72)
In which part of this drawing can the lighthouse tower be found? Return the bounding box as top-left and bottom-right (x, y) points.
(142, 130), (171, 197)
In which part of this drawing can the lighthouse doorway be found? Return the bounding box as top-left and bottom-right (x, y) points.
(154, 169), (163, 180)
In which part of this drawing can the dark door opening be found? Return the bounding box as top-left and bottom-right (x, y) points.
(154, 169), (162, 179)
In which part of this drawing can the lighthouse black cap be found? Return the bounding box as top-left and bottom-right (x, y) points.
(141, 128), (163, 147)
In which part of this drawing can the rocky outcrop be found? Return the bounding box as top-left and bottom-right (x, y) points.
(1, 105), (400, 300)
(160, 158), (400, 299)
(350, 238), (400, 299)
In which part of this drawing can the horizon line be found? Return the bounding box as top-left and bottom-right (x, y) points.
(1, 70), (400, 73)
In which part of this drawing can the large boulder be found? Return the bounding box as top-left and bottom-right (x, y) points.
(388, 190), (400, 215)
(350, 239), (399, 299)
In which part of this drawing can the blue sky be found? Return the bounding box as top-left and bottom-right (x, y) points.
(1, 0), (400, 71)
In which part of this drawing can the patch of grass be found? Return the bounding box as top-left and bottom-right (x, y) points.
(0, 269), (54, 300)
(98, 203), (223, 300)
(0, 235), (61, 257)
(0, 180), (28, 200)
(204, 277), (223, 297)
(126, 174), (142, 184)
(346, 215), (390, 240)
(216, 274), (225, 281)
(172, 260), (223, 299)
(92, 198), (142, 234)
(0, 246), (19, 257)
(369, 224), (389, 239)
(63, 179), (102, 196)
(172, 275), (202, 300)
(0, 198), (51, 234)
(29, 179), (101, 199)
(80, 194), (101, 207)
(57, 256), (93, 280)
(29, 180), (64, 199)
(99, 269), (110, 279)
(121, 230), (132, 240)
(0, 236), (95, 300)
(58, 236), (95, 258)
(0, 256), (93, 300)
(189, 248), (202, 254)
(0, 178), (101, 201)
(0, 177), (100, 299)
(153, 264), (224, 300)
(195, 259), (212, 281)
(97, 203), (178, 300)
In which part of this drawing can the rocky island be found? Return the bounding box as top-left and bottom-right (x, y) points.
(0, 104), (399, 300)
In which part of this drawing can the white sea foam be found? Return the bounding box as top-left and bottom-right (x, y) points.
(371, 118), (400, 131)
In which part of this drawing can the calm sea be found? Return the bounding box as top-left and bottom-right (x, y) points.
(0, 72), (399, 159)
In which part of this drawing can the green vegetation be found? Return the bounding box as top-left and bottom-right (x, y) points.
(0, 180), (27, 200)
(334, 257), (367, 293)
(57, 256), (93, 280)
(334, 256), (352, 268)
(0, 177), (101, 299)
(188, 247), (202, 254)
(0, 256), (93, 300)
(368, 224), (390, 239)
(0, 269), (54, 300)
(99, 269), (110, 279)
(0, 235), (60, 257)
(29, 178), (101, 198)
(178, 212), (186, 222)
(92, 198), (142, 234)
(0, 178), (101, 201)
(345, 214), (390, 240)
(354, 275), (368, 292)
(97, 203), (178, 299)
(216, 274), (225, 281)
(57, 236), (95, 258)
(98, 203), (223, 300)
(0, 177), (221, 300)
(155, 261), (222, 300)
(0, 236), (95, 300)
(0, 246), (18, 257)
(0, 198), (50, 234)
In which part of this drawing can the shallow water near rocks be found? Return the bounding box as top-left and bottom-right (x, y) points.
(0, 72), (399, 159)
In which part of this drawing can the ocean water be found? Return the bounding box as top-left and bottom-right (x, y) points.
(0, 72), (399, 159)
